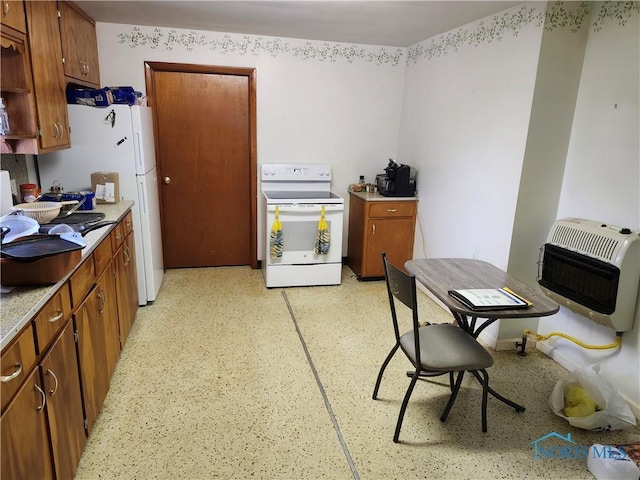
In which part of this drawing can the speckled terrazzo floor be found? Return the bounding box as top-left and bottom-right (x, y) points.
(74, 266), (639, 480)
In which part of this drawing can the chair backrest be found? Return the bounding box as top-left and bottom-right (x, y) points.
(381, 253), (422, 365)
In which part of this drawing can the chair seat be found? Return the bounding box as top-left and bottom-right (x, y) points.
(400, 324), (494, 372)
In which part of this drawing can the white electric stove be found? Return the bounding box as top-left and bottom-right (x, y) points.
(261, 163), (344, 287)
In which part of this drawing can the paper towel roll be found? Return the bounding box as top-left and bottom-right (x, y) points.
(1, 170), (13, 216)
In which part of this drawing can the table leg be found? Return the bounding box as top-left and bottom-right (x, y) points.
(470, 370), (526, 412)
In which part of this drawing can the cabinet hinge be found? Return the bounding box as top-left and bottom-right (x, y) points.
(84, 418), (88, 431)
(37, 129), (42, 138)
(74, 330), (78, 343)
(62, 56), (66, 65)
(57, 9), (61, 18)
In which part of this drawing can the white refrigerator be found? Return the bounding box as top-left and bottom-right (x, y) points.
(38, 104), (164, 305)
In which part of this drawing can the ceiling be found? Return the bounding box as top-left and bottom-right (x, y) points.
(75, 1), (523, 48)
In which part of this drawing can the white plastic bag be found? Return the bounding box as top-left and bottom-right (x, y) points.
(549, 364), (637, 431)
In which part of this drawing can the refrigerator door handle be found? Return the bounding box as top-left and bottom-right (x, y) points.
(134, 132), (143, 174)
(138, 178), (148, 216)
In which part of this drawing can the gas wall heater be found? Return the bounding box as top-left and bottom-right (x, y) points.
(538, 218), (640, 332)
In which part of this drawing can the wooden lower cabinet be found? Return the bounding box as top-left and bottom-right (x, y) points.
(40, 321), (86, 480)
(115, 231), (139, 348)
(1, 368), (53, 480)
(0, 321), (85, 480)
(1, 210), (139, 476)
(347, 192), (418, 278)
(74, 259), (120, 434)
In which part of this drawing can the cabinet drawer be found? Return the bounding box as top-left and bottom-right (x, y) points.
(110, 220), (125, 252)
(32, 286), (71, 354)
(69, 253), (95, 307)
(368, 202), (416, 218)
(94, 234), (112, 276)
(1, 323), (36, 412)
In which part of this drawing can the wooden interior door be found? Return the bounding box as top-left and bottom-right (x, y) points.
(145, 62), (257, 269)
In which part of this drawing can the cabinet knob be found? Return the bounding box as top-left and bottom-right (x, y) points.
(163, 176), (171, 185)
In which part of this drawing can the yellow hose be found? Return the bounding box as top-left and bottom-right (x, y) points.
(523, 329), (621, 350)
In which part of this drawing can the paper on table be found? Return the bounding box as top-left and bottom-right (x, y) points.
(448, 288), (531, 311)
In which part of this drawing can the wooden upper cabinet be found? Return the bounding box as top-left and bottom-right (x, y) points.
(58, 1), (100, 87)
(24, 0), (70, 152)
(0, 26), (38, 153)
(0, 1), (26, 33)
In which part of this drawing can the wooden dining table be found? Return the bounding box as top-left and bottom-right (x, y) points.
(404, 257), (560, 412)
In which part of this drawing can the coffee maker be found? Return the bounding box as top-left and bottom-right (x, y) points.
(376, 159), (416, 197)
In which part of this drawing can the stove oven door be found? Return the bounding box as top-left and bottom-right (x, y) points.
(265, 203), (343, 265)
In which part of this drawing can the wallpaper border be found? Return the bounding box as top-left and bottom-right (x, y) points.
(114, 2), (639, 68)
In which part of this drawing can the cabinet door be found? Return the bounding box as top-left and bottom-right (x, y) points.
(0, 1), (26, 33)
(40, 322), (86, 480)
(115, 232), (139, 348)
(24, 0), (70, 151)
(74, 262), (119, 434)
(363, 217), (416, 277)
(58, 1), (100, 87)
(0, 368), (54, 480)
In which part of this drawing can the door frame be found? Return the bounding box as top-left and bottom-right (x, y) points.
(144, 61), (258, 269)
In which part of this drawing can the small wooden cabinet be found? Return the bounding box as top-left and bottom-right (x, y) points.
(114, 212), (139, 348)
(24, 0), (70, 152)
(58, 1), (100, 87)
(0, 368), (54, 480)
(39, 322), (86, 480)
(73, 258), (119, 435)
(347, 192), (418, 278)
(1, 8), (38, 153)
(0, 1), (26, 33)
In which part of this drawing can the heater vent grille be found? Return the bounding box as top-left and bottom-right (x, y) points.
(550, 224), (619, 261)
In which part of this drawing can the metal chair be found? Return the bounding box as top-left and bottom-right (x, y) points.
(372, 253), (494, 443)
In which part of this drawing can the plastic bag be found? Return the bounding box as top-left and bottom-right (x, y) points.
(549, 364), (636, 431)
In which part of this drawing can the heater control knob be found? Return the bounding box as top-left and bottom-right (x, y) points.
(620, 228), (632, 234)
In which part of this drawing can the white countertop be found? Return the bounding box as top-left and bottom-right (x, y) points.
(0, 201), (133, 350)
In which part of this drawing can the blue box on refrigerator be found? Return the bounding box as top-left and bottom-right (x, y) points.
(67, 87), (113, 107)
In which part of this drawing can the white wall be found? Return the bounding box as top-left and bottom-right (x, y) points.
(538, 4), (640, 414)
(94, 24), (406, 259)
(398, 1), (639, 415)
(397, 3), (546, 343)
(398, 3), (544, 267)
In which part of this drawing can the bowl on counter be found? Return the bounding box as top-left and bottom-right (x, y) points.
(10, 201), (79, 224)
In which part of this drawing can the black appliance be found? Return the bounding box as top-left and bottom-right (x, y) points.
(376, 159), (416, 197)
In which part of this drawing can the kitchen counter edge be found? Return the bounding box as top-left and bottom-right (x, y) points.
(347, 189), (418, 201)
(0, 201), (134, 350)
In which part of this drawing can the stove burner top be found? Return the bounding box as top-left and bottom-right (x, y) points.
(264, 191), (340, 200)
(262, 190), (344, 205)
